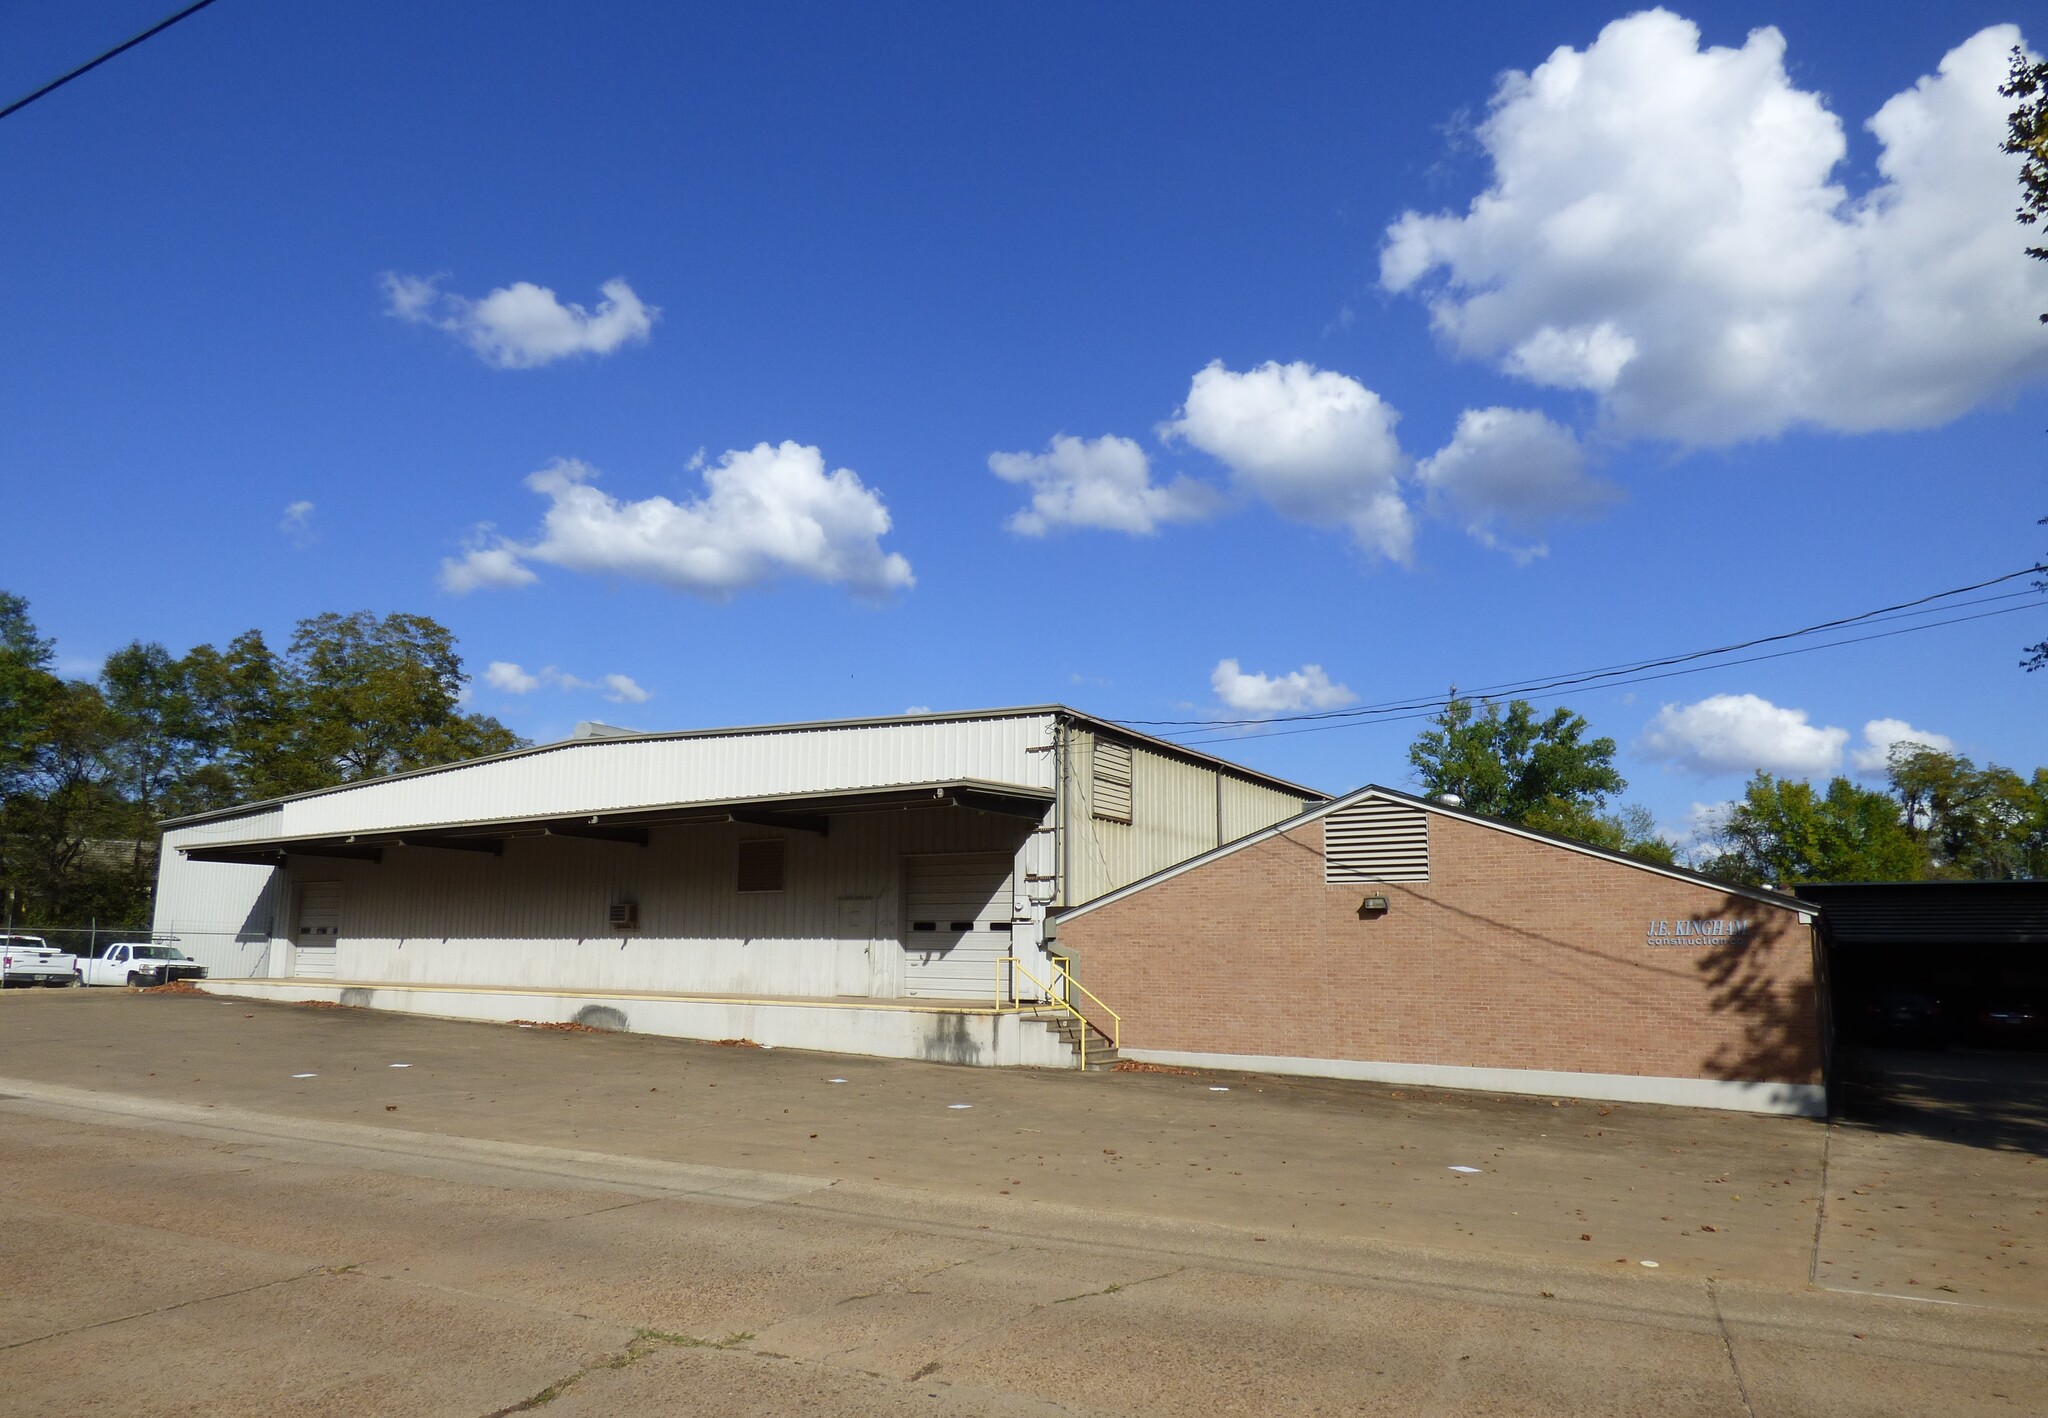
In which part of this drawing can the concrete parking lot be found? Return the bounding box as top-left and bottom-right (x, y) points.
(1, 990), (2042, 1415)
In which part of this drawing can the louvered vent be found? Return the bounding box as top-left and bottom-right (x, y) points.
(1324, 799), (1429, 882)
(608, 900), (639, 931)
(1092, 740), (1134, 824)
(736, 838), (786, 893)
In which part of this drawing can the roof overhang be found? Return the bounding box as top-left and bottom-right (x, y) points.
(177, 779), (1053, 866)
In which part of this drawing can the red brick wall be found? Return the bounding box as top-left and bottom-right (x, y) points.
(1059, 812), (1822, 1086)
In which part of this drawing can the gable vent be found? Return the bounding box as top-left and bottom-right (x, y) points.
(1324, 799), (1429, 883)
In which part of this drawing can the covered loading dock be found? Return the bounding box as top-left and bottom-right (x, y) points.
(151, 708), (1321, 1065)
(1052, 785), (1827, 1115)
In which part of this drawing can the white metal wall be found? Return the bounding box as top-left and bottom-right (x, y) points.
(228, 714), (1059, 841)
(269, 804), (1045, 1000)
(1060, 727), (1320, 907)
(151, 817), (282, 979)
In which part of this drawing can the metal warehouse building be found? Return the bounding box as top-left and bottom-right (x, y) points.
(152, 708), (1321, 1068)
(1052, 785), (1827, 1115)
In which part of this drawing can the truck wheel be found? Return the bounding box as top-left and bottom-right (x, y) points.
(127, 972), (144, 988)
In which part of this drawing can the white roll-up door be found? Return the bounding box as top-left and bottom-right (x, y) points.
(293, 881), (341, 979)
(901, 854), (1014, 1000)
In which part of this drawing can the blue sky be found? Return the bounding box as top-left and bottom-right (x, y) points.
(2, 2), (2043, 849)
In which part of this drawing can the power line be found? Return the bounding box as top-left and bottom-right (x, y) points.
(1154, 599), (2046, 749)
(1121, 564), (2048, 731)
(0, 0), (223, 125)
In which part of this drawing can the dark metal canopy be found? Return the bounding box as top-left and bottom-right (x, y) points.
(1796, 881), (2048, 950)
(178, 779), (1052, 867)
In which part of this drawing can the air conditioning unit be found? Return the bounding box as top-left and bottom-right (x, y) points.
(608, 901), (639, 931)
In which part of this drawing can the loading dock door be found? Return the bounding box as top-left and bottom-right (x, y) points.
(293, 882), (341, 979)
(902, 854), (1014, 1000)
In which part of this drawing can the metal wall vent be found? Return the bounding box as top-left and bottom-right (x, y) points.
(608, 900), (639, 931)
(1092, 740), (1134, 824)
(736, 838), (786, 894)
(1324, 799), (1429, 883)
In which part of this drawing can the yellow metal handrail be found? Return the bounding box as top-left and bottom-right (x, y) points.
(997, 954), (1121, 1070)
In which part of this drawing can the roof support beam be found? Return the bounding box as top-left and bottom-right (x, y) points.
(397, 836), (504, 856)
(950, 789), (1054, 821)
(289, 845), (383, 864)
(541, 822), (650, 848)
(728, 809), (829, 837)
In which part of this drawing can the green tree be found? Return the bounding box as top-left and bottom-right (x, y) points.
(1887, 743), (2046, 880)
(1408, 696), (1626, 820)
(2002, 44), (2048, 319)
(1407, 696), (1670, 863)
(1702, 773), (1926, 887)
(99, 641), (222, 819)
(0, 592), (59, 795)
(0, 678), (152, 926)
(184, 613), (524, 799)
(2000, 47), (2048, 671)
(1523, 798), (1678, 867)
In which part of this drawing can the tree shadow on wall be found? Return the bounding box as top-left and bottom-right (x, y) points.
(1689, 898), (1825, 1110)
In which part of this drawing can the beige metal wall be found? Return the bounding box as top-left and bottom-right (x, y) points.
(268, 803), (1039, 1000)
(1059, 725), (1319, 907)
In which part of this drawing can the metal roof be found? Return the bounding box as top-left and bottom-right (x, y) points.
(1794, 881), (2048, 949)
(162, 705), (1325, 829)
(176, 779), (1056, 865)
(1056, 782), (1811, 921)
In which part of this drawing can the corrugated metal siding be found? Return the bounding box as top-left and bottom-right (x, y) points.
(268, 715), (1057, 840)
(151, 824), (282, 978)
(1062, 728), (1319, 906)
(280, 803), (1041, 1000)
(1221, 777), (1313, 843)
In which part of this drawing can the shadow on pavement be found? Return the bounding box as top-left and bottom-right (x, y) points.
(1834, 1046), (2048, 1157)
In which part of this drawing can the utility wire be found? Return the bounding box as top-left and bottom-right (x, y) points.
(1121, 563), (2048, 731)
(1155, 600), (2046, 749)
(0, 0), (222, 124)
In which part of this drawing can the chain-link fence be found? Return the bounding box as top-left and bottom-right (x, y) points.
(0, 923), (160, 955)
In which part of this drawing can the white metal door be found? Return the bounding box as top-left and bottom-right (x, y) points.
(901, 854), (1014, 1001)
(835, 896), (880, 997)
(293, 882), (340, 979)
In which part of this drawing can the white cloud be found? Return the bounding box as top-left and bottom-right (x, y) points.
(1381, 15), (2048, 443)
(1161, 360), (1414, 562)
(1850, 718), (1957, 775)
(482, 661), (651, 704)
(1414, 407), (1615, 562)
(279, 500), (317, 548)
(382, 273), (657, 369)
(989, 434), (1219, 536)
(440, 536), (539, 594)
(601, 673), (651, 705)
(1638, 693), (1848, 777)
(441, 444), (914, 598)
(484, 661), (542, 694)
(1210, 658), (1357, 716)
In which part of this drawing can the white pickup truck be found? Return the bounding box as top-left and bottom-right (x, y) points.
(1, 935), (80, 987)
(76, 942), (209, 988)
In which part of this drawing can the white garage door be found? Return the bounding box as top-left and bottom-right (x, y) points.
(902, 854), (1014, 1000)
(293, 882), (340, 979)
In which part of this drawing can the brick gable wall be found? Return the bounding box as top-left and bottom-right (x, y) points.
(1059, 812), (1822, 1087)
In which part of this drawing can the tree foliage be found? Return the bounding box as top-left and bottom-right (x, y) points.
(1407, 696), (1670, 863)
(2001, 47), (2048, 673)
(1701, 774), (1925, 887)
(0, 598), (525, 928)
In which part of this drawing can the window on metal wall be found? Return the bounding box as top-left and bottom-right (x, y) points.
(736, 839), (786, 893)
(1092, 740), (1134, 824)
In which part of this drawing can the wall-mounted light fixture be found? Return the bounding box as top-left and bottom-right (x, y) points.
(1359, 895), (1390, 917)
